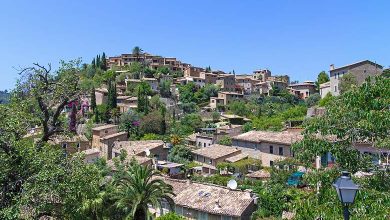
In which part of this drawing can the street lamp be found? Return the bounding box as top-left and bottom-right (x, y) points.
(332, 171), (359, 220)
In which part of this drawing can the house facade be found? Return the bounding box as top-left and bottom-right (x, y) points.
(192, 144), (242, 174)
(329, 60), (383, 96)
(287, 81), (317, 99)
(92, 124), (128, 160)
(210, 92), (244, 109)
(232, 130), (303, 167)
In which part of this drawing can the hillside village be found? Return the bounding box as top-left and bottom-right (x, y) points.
(1, 48), (390, 219)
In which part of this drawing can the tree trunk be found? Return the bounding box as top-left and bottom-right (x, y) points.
(134, 208), (147, 220)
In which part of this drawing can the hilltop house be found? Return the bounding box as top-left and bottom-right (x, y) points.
(287, 81), (317, 99)
(210, 92), (244, 109)
(328, 60), (383, 96)
(232, 130), (303, 167)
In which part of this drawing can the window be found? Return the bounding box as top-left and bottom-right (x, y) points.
(334, 86), (337, 92)
(77, 143), (80, 149)
(199, 212), (208, 220)
(62, 143), (67, 149)
(203, 143), (206, 148)
(269, 146), (273, 154)
(279, 147), (284, 156)
(222, 216), (232, 220)
(203, 157), (206, 162)
(270, 161), (274, 166)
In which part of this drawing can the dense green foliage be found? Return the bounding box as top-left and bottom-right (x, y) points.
(339, 73), (358, 94)
(293, 76), (390, 171)
(0, 90), (10, 104)
(167, 145), (193, 164)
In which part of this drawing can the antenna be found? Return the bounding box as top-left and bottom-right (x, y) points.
(145, 149), (151, 156)
(227, 179), (237, 190)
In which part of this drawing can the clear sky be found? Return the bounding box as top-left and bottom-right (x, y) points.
(1, 0), (389, 90)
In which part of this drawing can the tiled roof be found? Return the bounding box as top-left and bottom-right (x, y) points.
(50, 135), (89, 144)
(92, 124), (117, 131)
(161, 178), (254, 217)
(81, 148), (101, 155)
(95, 88), (108, 93)
(246, 170), (271, 179)
(330, 60), (383, 72)
(186, 133), (197, 142)
(100, 132), (127, 141)
(107, 156), (152, 169)
(225, 153), (248, 163)
(232, 130), (302, 145)
(192, 144), (241, 159)
(113, 140), (164, 156)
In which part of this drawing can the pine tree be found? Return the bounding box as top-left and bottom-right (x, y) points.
(101, 52), (107, 70)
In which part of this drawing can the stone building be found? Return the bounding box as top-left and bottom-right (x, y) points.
(154, 177), (256, 220)
(92, 124), (128, 160)
(232, 130), (303, 167)
(329, 60), (383, 96)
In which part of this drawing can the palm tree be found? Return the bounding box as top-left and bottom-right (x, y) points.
(132, 46), (143, 62)
(112, 162), (175, 220)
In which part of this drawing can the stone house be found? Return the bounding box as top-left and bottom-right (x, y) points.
(319, 81), (331, 98)
(112, 140), (169, 161)
(253, 69), (271, 81)
(329, 60), (383, 96)
(210, 92), (244, 109)
(95, 88), (108, 105)
(199, 72), (218, 84)
(287, 81), (317, 99)
(50, 135), (90, 155)
(232, 130), (303, 167)
(154, 177), (256, 220)
(193, 124), (243, 148)
(216, 74), (236, 92)
(117, 96), (138, 113)
(184, 66), (204, 77)
(235, 76), (261, 95)
(192, 144), (242, 174)
(92, 124), (128, 160)
(81, 148), (101, 163)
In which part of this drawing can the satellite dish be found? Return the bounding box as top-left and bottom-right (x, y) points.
(227, 179), (237, 190)
(145, 149), (151, 156)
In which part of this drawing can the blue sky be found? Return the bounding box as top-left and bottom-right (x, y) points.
(1, 0), (389, 90)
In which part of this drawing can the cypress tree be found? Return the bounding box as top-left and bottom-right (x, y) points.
(160, 106), (167, 135)
(101, 52), (107, 70)
(137, 83), (149, 114)
(91, 58), (96, 68)
(107, 80), (117, 110)
(96, 55), (101, 69)
(91, 88), (96, 112)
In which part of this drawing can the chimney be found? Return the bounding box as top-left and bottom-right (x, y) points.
(330, 64), (335, 71)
